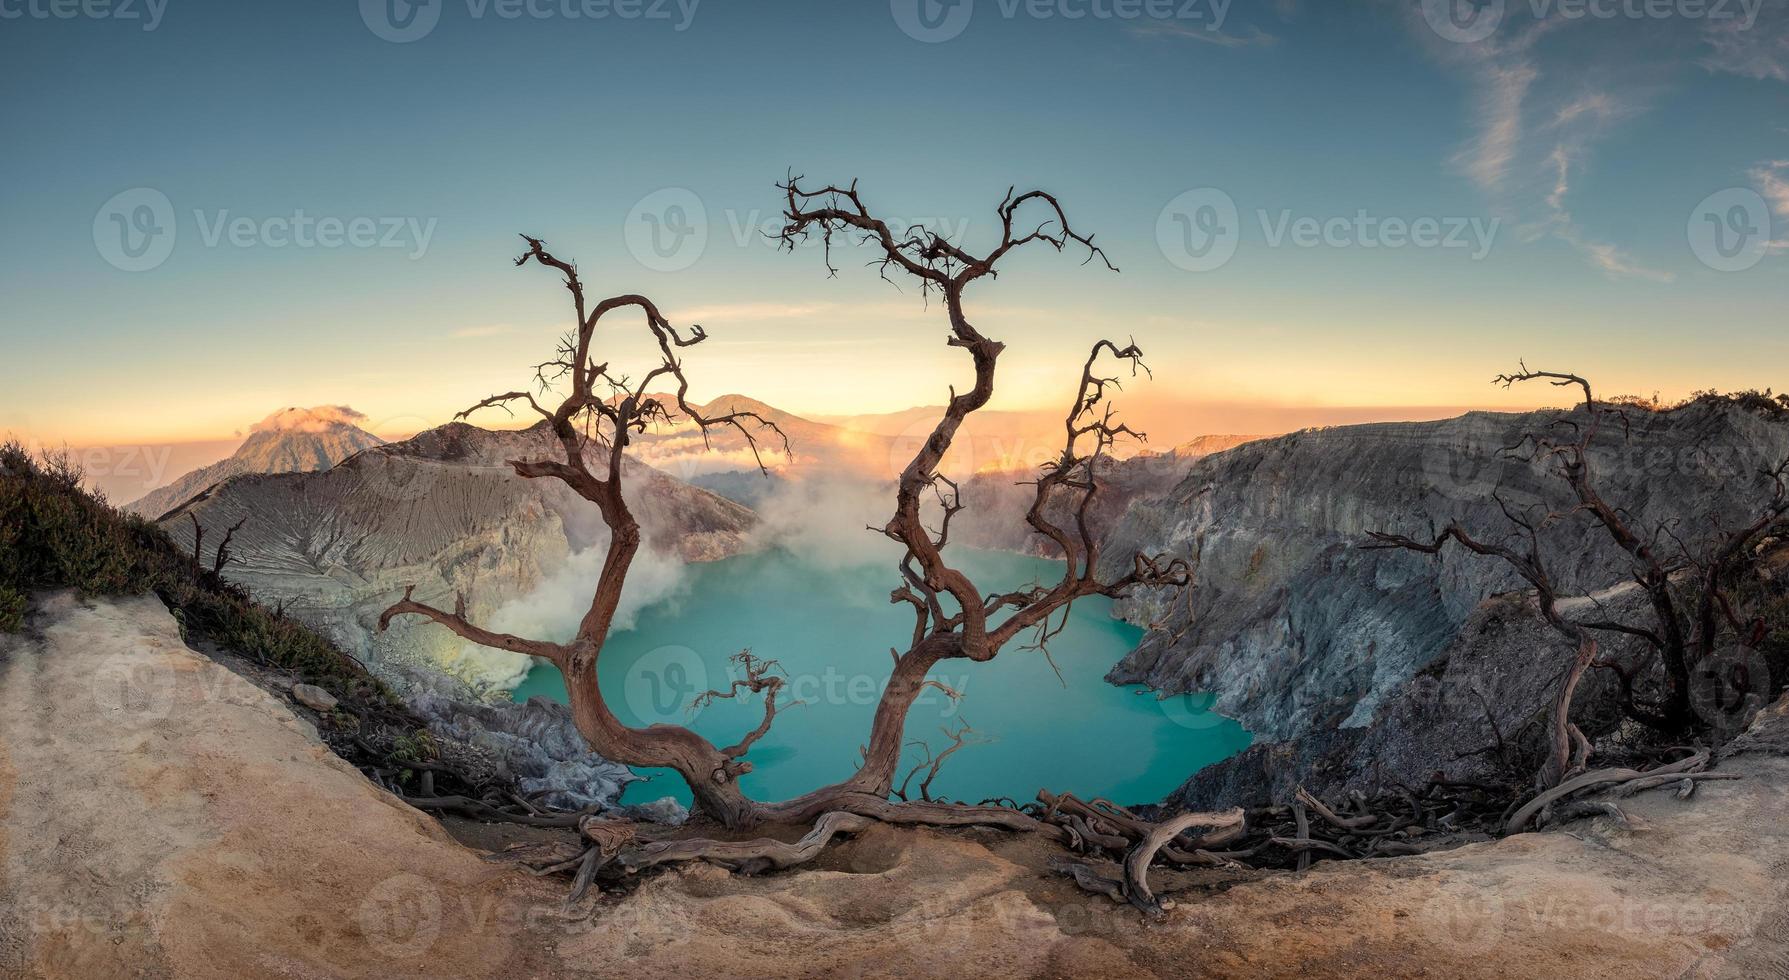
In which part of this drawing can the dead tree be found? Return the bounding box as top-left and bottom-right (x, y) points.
(1369, 366), (1789, 789)
(379, 235), (792, 827)
(188, 513), (246, 578)
(379, 179), (1194, 855)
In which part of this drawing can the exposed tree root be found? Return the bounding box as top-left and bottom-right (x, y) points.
(1505, 750), (1739, 833)
(481, 748), (1742, 917)
(1120, 809), (1246, 915)
(616, 812), (877, 875)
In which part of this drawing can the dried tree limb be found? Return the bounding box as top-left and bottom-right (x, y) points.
(1120, 809), (1246, 915)
(618, 811), (876, 874)
(1505, 750), (1726, 833)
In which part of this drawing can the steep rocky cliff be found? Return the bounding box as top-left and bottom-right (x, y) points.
(1099, 402), (1789, 758)
(160, 420), (755, 692)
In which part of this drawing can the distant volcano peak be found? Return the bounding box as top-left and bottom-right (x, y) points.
(125, 406), (383, 519)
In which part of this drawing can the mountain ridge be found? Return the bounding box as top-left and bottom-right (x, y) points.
(161, 416), (756, 692)
(125, 406), (384, 519)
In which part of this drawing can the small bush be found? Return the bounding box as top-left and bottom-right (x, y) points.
(0, 585), (23, 633)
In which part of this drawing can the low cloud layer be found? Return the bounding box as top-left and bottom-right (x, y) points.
(249, 405), (370, 434)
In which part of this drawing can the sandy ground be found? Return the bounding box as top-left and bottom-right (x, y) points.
(2, 592), (1787, 979)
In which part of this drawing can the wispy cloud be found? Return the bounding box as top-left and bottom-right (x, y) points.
(1130, 20), (1278, 47)
(1536, 91), (1674, 280)
(1747, 159), (1789, 252)
(1443, 15), (1563, 192)
(1699, 0), (1788, 81)
(1454, 61), (1539, 191)
(1751, 159), (1789, 216)
(1418, 11), (1677, 280)
(1554, 226), (1677, 281)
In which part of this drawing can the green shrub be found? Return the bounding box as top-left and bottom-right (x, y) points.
(0, 585), (23, 633)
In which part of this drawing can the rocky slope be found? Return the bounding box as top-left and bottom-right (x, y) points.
(0, 593), (567, 979)
(125, 406), (384, 519)
(160, 420), (755, 693)
(5, 592), (1787, 978)
(1099, 401), (1789, 756)
(953, 435), (1263, 557)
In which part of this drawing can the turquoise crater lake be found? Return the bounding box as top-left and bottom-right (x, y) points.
(511, 547), (1250, 808)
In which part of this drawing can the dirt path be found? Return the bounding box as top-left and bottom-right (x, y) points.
(2, 592), (1786, 978)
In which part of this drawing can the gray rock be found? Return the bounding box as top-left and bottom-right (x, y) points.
(613, 796), (690, 825)
(290, 683), (338, 712)
(1170, 587), (1648, 808)
(1099, 402), (1789, 755)
(403, 671), (641, 813)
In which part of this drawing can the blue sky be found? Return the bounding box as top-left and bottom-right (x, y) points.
(2, 0), (1786, 443)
